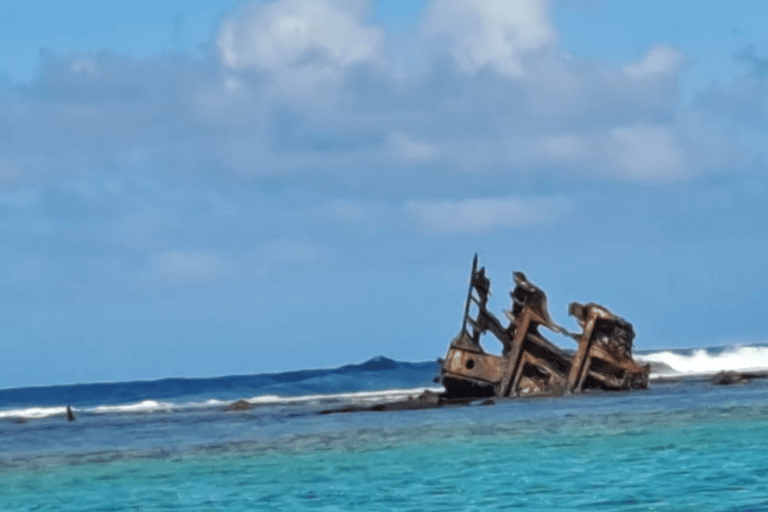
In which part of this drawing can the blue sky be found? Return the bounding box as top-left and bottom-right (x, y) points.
(1, 0), (767, 388)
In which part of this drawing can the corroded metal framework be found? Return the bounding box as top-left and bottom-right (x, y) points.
(440, 255), (649, 399)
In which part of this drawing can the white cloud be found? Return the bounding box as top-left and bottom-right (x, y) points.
(531, 124), (690, 182)
(405, 196), (569, 234)
(622, 44), (684, 81)
(217, 0), (383, 71)
(425, 0), (554, 77)
(0, 0), (748, 192)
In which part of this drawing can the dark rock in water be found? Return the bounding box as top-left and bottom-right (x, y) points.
(711, 371), (749, 385)
(318, 389), (447, 415)
(646, 361), (676, 375)
(225, 399), (253, 411)
(66, 405), (76, 421)
(417, 389), (441, 405)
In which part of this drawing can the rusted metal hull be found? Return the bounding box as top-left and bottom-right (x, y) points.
(440, 255), (649, 399)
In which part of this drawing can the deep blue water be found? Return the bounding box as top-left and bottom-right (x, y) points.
(2, 347), (768, 511)
(0, 356), (436, 409)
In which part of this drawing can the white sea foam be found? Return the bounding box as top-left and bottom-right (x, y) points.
(638, 346), (768, 377)
(244, 386), (445, 406)
(88, 400), (175, 414)
(0, 406), (68, 420)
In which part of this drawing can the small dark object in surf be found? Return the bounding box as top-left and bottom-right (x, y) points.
(711, 371), (747, 385)
(66, 405), (76, 421)
(225, 400), (254, 411)
(710, 371), (763, 385)
(318, 390), (447, 415)
(440, 254), (650, 400)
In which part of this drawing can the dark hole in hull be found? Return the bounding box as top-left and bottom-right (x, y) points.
(442, 376), (495, 399)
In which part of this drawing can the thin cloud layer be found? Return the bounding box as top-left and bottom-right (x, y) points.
(622, 44), (685, 82)
(406, 196), (570, 234)
(608, 124), (689, 182)
(152, 249), (230, 283)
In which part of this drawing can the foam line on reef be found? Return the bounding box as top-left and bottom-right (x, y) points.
(0, 387), (446, 421)
(245, 386), (446, 405)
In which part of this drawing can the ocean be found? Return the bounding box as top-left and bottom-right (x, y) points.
(2, 345), (768, 511)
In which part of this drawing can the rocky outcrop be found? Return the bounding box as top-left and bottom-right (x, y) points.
(225, 399), (254, 411)
(710, 370), (768, 385)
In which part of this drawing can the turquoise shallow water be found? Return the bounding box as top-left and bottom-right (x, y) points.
(3, 378), (768, 511)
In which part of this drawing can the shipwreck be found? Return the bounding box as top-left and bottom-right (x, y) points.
(318, 255), (649, 415)
(439, 255), (649, 399)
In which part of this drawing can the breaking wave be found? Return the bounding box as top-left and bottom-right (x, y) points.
(0, 400), (179, 421)
(89, 399), (176, 414)
(638, 345), (768, 377)
(0, 406), (69, 420)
